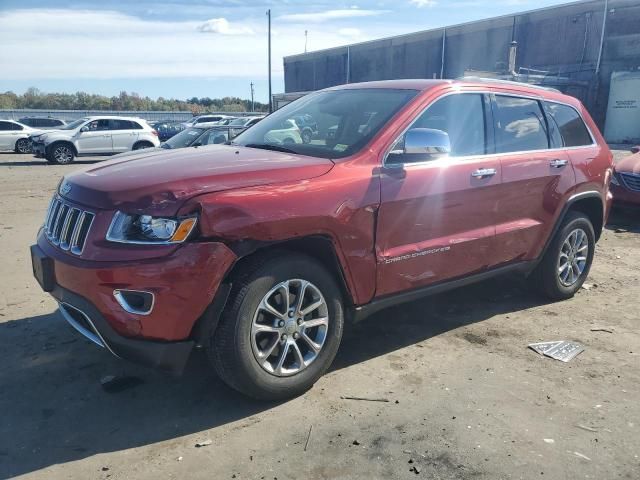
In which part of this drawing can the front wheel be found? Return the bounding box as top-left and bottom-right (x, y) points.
(48, 143), (75, 164)
(208, 253), (344, 400)
(15, 138), (31, 154)
(531, 211), (595, 300)
(133, 141), (153, 150)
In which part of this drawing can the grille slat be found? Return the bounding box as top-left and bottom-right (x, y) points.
(620, 173), (640, 192)
(43, 196), (94, 255)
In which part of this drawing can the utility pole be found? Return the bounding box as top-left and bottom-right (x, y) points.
(304, 30), (308, 53)
(267, 9), (272, 113)
(250, 82), (255, 112)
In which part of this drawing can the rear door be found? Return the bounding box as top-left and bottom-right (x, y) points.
(376, 92), (502, 296)
(490, 94), (575, 264)
(110, 120), (140, 152)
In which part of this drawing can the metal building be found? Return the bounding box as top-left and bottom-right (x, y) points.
(283, 0), (640, 142)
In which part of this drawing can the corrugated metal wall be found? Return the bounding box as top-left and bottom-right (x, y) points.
(283, 0), (640, 131)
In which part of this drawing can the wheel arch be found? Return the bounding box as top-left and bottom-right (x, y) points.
(133, 140), (154, 150)
(47, 140), (78, 157)
(565, 192), (604, 242)
(190, 235), (355, 345)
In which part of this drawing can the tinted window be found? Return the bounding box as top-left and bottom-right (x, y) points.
(109, 119), (142, 130)
(87, 119), (110, 131)
(11, 122), (23, 131)
(397, 93), (487, 158)
(494, 96), (548, 153)
(0, 121), (12, 131)
(544, 102), (592, 147)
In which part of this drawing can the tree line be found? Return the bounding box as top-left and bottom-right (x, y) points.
(0, 88), (269, 113)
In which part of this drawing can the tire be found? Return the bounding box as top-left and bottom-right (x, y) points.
(208, 252), (344, 400)
(531, 211), (595, 300)
(133, 141), (153, 150)
(15, 138), (31, 154)
(48, 142), (75, 164)
(301, 129), (312, 144)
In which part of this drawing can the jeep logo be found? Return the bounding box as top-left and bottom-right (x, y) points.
(59, 182), (72, 195)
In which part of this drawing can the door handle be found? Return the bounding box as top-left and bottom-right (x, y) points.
(550, 159), (568, 168)
(471, 168), (497, 178)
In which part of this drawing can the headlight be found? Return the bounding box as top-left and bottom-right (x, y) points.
(106, 211), (197, 244)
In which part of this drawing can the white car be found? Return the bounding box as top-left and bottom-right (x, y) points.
(263, 118), (302, 145)
(182, 114), (233, 128)
(0, 119), (43, 154)
(30, 116), (160, 164)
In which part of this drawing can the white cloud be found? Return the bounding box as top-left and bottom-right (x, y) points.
(277, 9), (387, 23)
(338, 28), (363, 37)
(409, 0), (437, 7)
(197, 18), (254, 35)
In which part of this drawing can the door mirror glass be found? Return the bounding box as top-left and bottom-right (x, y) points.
(80, 126), (89, 132)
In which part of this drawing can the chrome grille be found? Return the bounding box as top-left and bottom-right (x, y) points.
(620, 172), (640, 192)
(43, 196), (95, 255)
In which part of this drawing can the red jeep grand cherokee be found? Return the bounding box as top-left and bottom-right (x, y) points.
(31, 79), (613, 399)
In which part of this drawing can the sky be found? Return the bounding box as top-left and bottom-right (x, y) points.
(0, 0), (576, 102)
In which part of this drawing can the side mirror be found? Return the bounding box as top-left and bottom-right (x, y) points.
(80, 126), (89, 132)
(404, 128), (450, 156)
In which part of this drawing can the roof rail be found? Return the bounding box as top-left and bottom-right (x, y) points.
(459, 76), (561, 93)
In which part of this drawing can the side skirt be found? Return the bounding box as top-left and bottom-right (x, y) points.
(352, 260), (535, 323)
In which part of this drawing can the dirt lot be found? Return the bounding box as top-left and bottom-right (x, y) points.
(0, 151), (638, 480)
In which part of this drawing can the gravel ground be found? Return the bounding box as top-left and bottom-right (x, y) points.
(0, 150), (638, 480)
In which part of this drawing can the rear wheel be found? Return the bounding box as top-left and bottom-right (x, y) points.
(207, 252), (344, 400)
(301, 128), (312, 144)
(531, 211), (595, 300)
(15, 138), (31, 154)
(133, 141), (153, 150)
(48, 143), (75, 164)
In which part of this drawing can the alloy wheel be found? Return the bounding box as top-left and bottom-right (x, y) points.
(557, 228), (589, 287)
(53, 146), (73, 164)
(16, 139), (31, 154)
(251, 279), (329, 377)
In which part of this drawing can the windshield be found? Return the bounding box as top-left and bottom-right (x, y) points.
(232, 88), (417, 159)
(61, 118), (88, 130)
(161, 127), (207, 149)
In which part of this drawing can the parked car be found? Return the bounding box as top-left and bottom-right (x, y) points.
(30, 116), (160, 164)
(292, 114), (318, 143)
(0, 119), (43, 153)
(19, 116), (66, 129)
(263, 118), (302, 144)
(149, 121), (185, 142)
(227, 116), (264, 128)
(110, 123), (243, 160)
(610, 146), (640, 207)
(31, 79), (613, 400)
(182, 114), (232, 128)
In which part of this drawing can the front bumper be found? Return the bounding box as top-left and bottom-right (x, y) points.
(32, 141), (46, 158)
(32, 230), (237, 373)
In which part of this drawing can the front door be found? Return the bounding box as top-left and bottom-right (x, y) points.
(76, 119), (112, 153)
(376, 92), (502, 297)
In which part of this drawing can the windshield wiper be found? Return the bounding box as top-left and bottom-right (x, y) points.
(243, 143), (297, 154)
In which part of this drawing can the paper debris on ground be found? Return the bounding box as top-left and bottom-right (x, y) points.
(528, 340), (585, 362)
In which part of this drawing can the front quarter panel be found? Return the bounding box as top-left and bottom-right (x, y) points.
(193, 161), (381, 305)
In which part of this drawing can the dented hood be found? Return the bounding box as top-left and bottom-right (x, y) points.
(60, 145), (334, 215)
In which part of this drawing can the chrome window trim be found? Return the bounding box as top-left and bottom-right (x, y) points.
(382, 90), (597, 168)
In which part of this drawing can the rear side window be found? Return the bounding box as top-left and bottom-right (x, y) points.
(412, 93), (487, 157)
(544, 102), (592, 147)
(493, 95), (548, 153)
(12, 122), (23, 131)
(109, 120), (142, 130)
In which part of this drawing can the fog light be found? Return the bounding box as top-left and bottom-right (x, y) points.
(113, 289), (155, 315)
